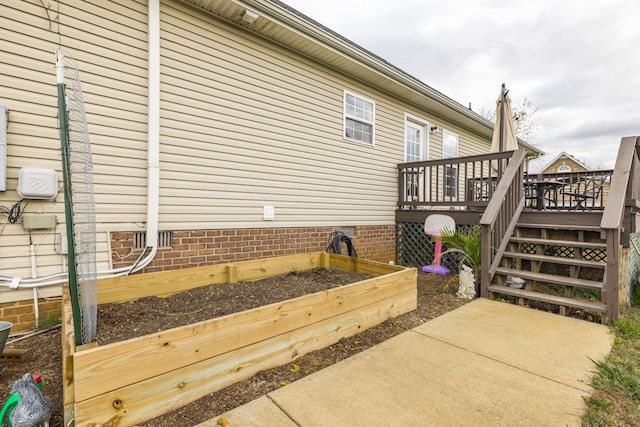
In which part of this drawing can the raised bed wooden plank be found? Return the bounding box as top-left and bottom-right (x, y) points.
(72, 268), (416, 401)
(328, 253), (406, 276)
(97, 253), (325, 304)
(73, 290), (417, 426)
(233, 252), (323, 282)
(96, 263), (230, 304)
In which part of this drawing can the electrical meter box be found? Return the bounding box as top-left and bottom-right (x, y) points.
(17, 167), (58, 200)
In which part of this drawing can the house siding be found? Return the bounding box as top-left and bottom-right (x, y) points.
(1, 0), (491, 330)
(158, 1), (402, 230)
(542, 157), (589, 174)
(0, 0), (148, 310)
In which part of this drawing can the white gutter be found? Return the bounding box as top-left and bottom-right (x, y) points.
(0, 0), (161, 289)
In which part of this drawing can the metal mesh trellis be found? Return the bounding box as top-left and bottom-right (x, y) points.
(630, 232), (640, 300)
(396, 222), (470, 272)
(58, 51), (97, 345)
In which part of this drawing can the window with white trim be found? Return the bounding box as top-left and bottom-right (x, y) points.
(344, 91), (374, 145)
(442, 131), (459, 199)
(442, 131), (458, 159)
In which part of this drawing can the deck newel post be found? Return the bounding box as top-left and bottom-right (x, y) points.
(605, 228), (620, 322)
(480, 223), (491, 298)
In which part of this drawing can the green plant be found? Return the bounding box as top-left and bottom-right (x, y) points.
(437, 226), (482, 279)
(37, 313), (61, 330)
(583, 306), (640, 425)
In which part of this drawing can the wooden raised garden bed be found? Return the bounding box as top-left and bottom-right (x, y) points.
(62, 252), (417, 426)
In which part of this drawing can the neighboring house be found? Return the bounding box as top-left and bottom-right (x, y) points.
(536, 151), (591, 174)
(0, 0), (542, 330)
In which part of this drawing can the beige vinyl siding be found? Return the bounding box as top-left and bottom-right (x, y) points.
(57, 0), (150, 234)
(159, 1), (404, 229)
(0, 0), (148, 279)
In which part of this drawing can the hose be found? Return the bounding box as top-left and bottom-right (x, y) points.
(325, 231), (358, 258)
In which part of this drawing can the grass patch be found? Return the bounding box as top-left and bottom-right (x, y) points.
(36, 313), (61, 330)
(583, 305), (640, 426)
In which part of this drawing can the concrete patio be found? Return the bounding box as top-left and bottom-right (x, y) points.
(196, 298), (613, 427)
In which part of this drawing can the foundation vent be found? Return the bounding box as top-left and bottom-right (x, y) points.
(132, 231), (172, 249)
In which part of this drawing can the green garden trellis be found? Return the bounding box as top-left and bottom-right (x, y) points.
(56, 51), (98, 346)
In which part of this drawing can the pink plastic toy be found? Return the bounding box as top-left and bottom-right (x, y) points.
(421, 214), (455, 275)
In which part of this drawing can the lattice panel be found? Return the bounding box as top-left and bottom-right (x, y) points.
(396, 222), (469, 272)
(582, 247), (606, 262)
(544, 245), (575, 258)
(519, 243), (536, 255)
(519, 243), (606, 263)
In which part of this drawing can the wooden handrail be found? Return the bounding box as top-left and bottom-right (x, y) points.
(479, 149), (527, 297)
(601, 136), (640, 230)
(397, 150), (514, 169)
(600, 136), (640, 321)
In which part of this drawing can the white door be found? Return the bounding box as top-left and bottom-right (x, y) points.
(405, 121), (428, 202)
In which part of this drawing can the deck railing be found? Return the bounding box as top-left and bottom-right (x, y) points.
(397, 151), (515, 209)
(397, 151), (613, 212)
(523, 169), (613, 210)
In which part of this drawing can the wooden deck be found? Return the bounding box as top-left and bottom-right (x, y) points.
(396, 136), (640, 323)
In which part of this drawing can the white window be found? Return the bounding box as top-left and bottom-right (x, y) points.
(442, 131), (458, 159)
(442, 131), (459, 199)
(344, 91), (375, 145)
(557, 164), (571, 172)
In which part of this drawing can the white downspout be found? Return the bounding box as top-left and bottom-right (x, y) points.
(146, 0), (160, 253)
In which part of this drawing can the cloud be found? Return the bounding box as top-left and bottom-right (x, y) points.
(285, 0), (640, 168)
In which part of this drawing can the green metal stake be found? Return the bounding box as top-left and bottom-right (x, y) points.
(57, 52), (83, 346)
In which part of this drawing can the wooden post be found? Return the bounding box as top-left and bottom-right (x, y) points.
(605, 229), (620, 322)
(226, 264), (238, 284)
(619, 246), (630, 309)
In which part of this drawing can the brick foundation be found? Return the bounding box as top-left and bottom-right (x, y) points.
(1, 225), (396, 333)
(112, 225), (396, 273)
(0, 298), (62, 333)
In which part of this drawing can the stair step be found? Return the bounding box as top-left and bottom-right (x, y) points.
(502, 251), (606, 269)
(488, 285), (606, 313)
(509, 236), (606, 249)
(495, 267), (604, 290)
(516, 223), (601, 232)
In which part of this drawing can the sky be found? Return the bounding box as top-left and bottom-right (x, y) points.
(284, 0), (640, 170)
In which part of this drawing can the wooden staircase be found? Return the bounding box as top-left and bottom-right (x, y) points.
(488, 222), (607, 318)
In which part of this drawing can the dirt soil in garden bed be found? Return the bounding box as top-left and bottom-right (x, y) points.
(0, 268), (468, 427)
